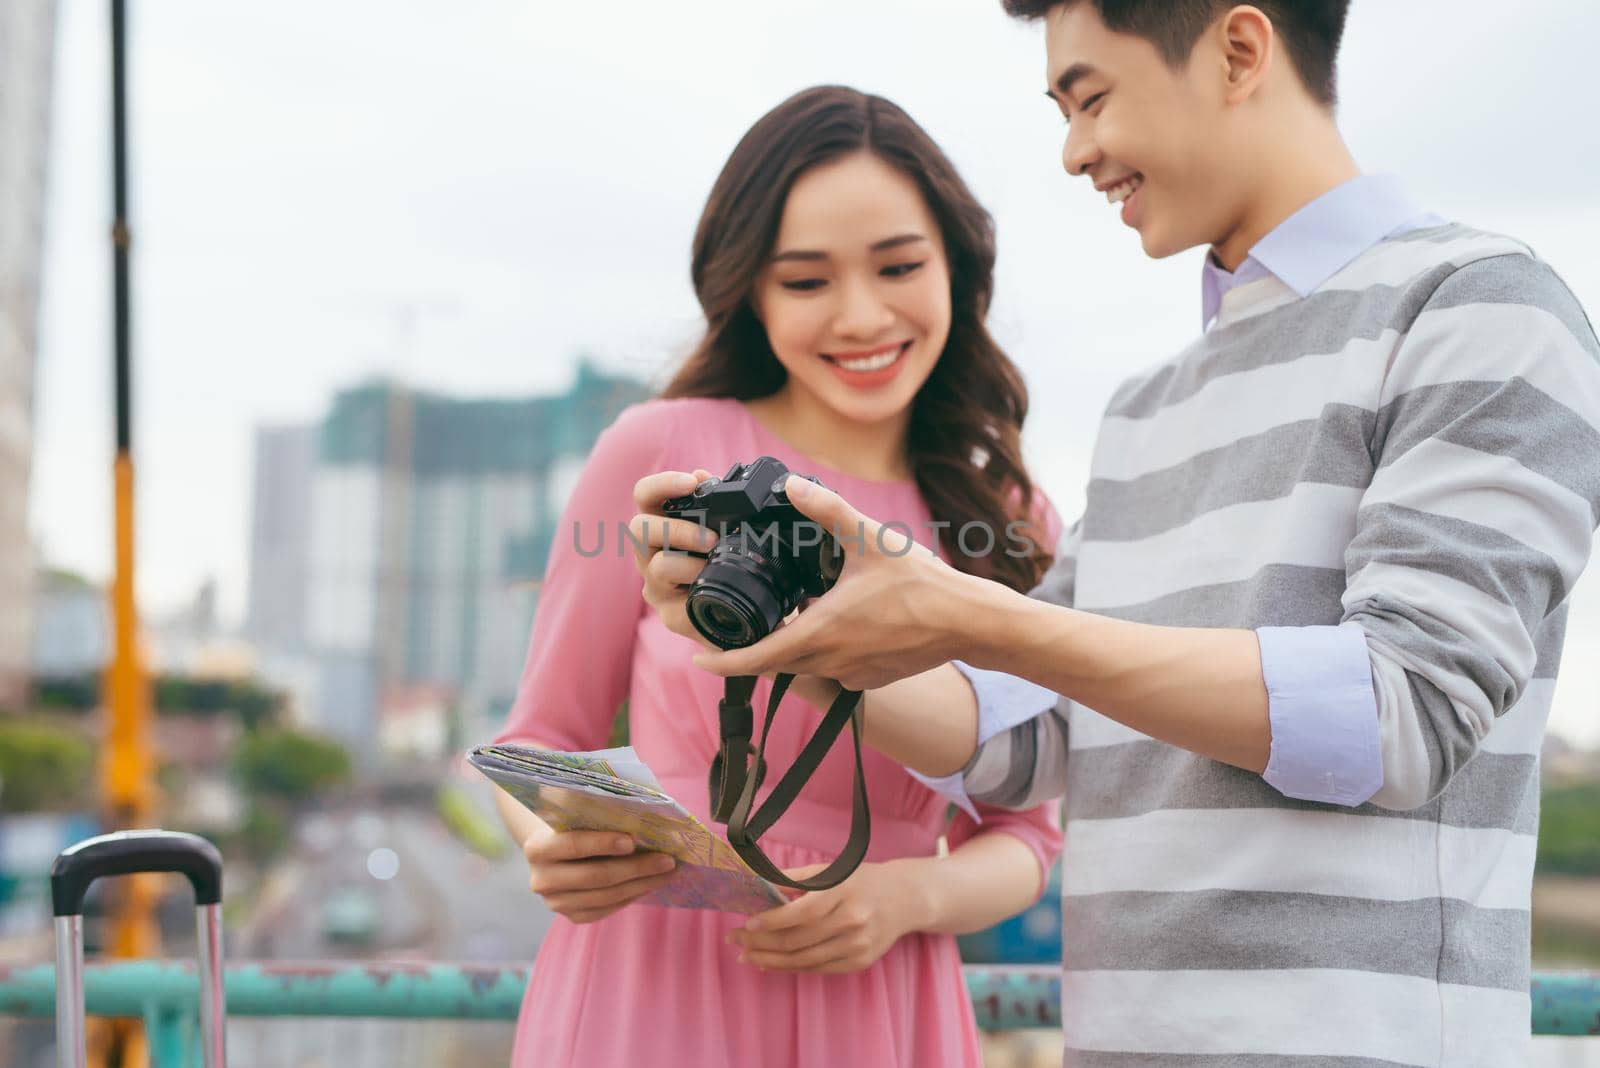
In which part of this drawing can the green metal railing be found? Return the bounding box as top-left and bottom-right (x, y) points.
(2, 961), (1597, 1065)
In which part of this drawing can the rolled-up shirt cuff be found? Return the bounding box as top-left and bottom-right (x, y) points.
(906, 660), (1061, 821)
(1258, 623), (1383, 806)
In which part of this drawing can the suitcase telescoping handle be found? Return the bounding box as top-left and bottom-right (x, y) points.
(50, 830), (227, 1068)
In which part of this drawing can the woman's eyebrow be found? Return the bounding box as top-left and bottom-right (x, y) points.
(771, 233), (927, 263)
(871, 233), (927, 252)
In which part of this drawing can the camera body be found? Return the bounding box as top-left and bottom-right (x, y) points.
(661, 456), (842, 649)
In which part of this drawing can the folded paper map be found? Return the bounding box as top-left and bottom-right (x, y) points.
(469, 742), (785, 914)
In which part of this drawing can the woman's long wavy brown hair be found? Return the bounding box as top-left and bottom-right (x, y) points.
(661, 85), (1053, 593)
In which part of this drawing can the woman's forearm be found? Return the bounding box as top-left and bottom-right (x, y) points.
(897, 830), (1047, 936)
(492, 783), (548, 853)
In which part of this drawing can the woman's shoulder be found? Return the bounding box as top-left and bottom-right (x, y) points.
(579, 397), (755, 487)
(605, 395), (744, 439)
(598, 396), (757, 466)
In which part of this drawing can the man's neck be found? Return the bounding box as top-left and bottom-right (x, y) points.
(1211, 120), (1361, 272)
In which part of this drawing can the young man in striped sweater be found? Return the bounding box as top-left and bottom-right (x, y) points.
(631, 1), (1600, 1063)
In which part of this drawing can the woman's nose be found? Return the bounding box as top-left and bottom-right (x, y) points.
(833, 279), (896, 339)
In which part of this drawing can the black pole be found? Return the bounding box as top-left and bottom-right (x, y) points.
(112, 0), (131, 453)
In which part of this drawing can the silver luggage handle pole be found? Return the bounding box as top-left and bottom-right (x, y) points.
(51, 912), (86, 1068)
(50, 829), (227, 1068)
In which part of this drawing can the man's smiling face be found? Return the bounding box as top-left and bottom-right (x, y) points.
(1043, 2), (1250, 260)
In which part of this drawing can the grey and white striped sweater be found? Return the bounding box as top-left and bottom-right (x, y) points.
(965, 224), (1600, 1066)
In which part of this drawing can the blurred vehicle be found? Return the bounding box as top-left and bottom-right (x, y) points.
(321, 887), (379, 945)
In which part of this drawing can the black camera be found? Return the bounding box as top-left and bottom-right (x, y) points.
(660, 456), (844, 650)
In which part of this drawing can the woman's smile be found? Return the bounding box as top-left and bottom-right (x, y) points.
(818, 340), (913, 388)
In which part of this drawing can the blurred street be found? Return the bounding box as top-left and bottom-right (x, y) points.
(227, 777), (548, 1065)
(236, 789), (549, 963)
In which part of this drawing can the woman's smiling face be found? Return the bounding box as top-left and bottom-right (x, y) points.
(753, 151), (952, 427)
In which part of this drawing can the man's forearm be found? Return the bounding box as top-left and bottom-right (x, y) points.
(799, 575), (1271, 780)
(962, 581), (1271, 774)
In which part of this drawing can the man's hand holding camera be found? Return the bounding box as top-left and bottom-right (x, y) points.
(629, 467), (984, 692)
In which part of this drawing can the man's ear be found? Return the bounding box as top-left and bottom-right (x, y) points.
(1218, 5), (1275, 106)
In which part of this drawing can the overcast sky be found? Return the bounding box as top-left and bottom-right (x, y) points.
(28, 0), (1600, 744)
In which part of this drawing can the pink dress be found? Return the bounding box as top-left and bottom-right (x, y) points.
(496, 396), (1063, 1068)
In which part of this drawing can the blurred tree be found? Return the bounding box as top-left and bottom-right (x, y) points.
(233, 728), (352, 801)
(1537, 780), (1600, 876)
(0, 718), (95, 811)
(30, 672), (286, 731)
(32, 674), (99, 712)
(155, 675), (285, 730)
(235, 802), (290, 857)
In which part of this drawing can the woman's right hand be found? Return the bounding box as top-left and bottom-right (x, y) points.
(522, 826), (678, 924)
(629, 469), (722, 648)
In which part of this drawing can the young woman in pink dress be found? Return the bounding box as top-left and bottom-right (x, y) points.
(492, 85), (1062, 1067)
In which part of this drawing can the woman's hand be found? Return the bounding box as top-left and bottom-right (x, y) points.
(628, 469), (722, 648)
(726, 859), (928, 974)
(522, 825), (677, 924)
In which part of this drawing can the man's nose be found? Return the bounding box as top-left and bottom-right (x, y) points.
(1063, 121), (1100, 177)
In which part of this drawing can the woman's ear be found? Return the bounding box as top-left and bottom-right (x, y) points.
(1218, 5), (1274, 106)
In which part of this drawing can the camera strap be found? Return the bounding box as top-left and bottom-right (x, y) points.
(708, 674), (869, 892)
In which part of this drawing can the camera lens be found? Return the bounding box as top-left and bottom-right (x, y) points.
(684, 531), (798, 649)
(687, 590), (762, 649)
(699, 601), (743, 636)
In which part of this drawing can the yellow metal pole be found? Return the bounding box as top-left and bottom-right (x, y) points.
(105, 457), (153, 824)
(97, 2), (157, 1063)
(98, 459), (156, 1068)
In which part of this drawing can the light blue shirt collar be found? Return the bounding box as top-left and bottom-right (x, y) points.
(1201, 174), (1438, 328)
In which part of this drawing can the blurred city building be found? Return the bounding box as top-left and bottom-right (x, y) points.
(247, 359), (649, 760)
(30, 568), (107, 676)
(0, 0), (58, 709)
(247, 424), (316, 650)
(147, 575), (260, 679)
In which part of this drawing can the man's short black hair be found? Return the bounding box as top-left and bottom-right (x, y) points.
(1002, 0), (1351, 107)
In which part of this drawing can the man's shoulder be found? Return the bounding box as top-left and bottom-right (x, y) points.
(1333, 221), (1545, 304)
(1324, 222), (1593, 346)
(1101, 223), (1594, 422)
